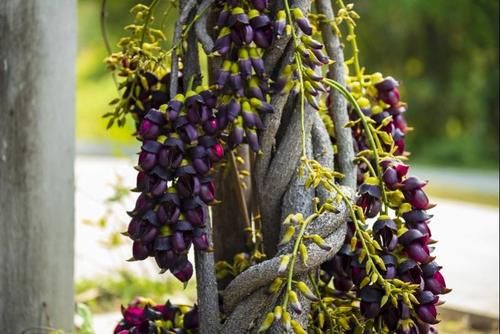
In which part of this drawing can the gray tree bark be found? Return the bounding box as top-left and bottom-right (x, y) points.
(0, 0), (76, 332)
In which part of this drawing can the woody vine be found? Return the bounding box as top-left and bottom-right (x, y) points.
(103, 0), (450, 333)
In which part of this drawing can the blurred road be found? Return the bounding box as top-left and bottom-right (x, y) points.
(75, 155), (499, 329)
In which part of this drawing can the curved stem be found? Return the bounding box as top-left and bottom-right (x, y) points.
(282, 213), (318, 309)
(323, 78), (388, 213)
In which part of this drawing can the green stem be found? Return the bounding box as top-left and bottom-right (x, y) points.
(282, 213), (318, 309)
(329, 181), (384, 282)
(284, 0), (308, 157)
(323, 78), (388, 213)
(308, 272), (334, 334)
(356, 156), (377, 177)
(337, 0), (363, 82)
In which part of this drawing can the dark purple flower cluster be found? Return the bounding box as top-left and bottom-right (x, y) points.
(320, 159), (448, 332)
(128, 87), (224, 283)
(318, 76), (448, 333)
(273, 8), (329, 108)
(114, 298), (198, 334)
(212, 1), (276, 151)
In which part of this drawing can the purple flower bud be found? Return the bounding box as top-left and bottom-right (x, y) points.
(138, 151), (157, 171)
(425, 270), (451, 295)
(158, 200), (181, 225)
(216, 9), (229, 28)
(200, 90), (217, 108)
(154, 250), (175, 270)
(238, 58), (253, 78)
(253, 28), (273, 48)
(398, 259), (424, 285)
(246, 128), (260, 152)
(200, 180), (216, 204)
(207, 143), (224, 162)
(172, 259), (193, 282)
(127, 218), (143, 241)
(311, 48), (329, 64)
(296, 17), (313, 36)
(274, 11), (286, 38)
(251, 0), (268, 11)
(192, 158), (210, 175)
(138, 119), (160, 140)
(230, 71), (244, 93)
(144, 176), (164, 197)
(193, 231), (210, 251)
(404, 188), (434, 210)
(176, 175), (201, 197)
(333, 276), (353, 292)
(227, 99), (241, 121)
(214, 34), (231, 55)
(172, 231), (187, 253)
(158, 147), (183, 170)
(373, 218), (398, 251)
(132, 241), (149, 260)
(228, 125), (245, 148)
(134, 171), (152, 192)
(359, 287), (383, 318)
(216, 69), (230, 88)
(416, 303), (439, 325)
(203, 117), (218, 136)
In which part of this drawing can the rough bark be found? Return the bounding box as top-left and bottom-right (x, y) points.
(188, 0), (355, 332)
(0, 0), (76, 331)
(317, 0), (357, 188)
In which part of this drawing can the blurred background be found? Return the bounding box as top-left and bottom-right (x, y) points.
(75, 1), (499, 332)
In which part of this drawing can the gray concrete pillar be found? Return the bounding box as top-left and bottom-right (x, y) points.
(0, 0), (76, 331)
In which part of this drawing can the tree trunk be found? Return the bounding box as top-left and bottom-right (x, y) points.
(0, 0), (76, 331)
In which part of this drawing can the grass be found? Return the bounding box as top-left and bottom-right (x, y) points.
(427, 184), (499, 207)
(75, 270), (196, 314)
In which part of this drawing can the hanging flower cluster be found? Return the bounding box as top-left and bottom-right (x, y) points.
(128, 87), (224, 283)
(315, 75), (449, 333)
(104, 1), (450, 333)
(114, 298), (198, 333)
(213, 0), (274, 151)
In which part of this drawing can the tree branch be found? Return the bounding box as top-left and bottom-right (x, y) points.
(317, 0), (357, 189)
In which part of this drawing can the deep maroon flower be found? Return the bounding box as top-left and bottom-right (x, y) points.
(216, 60), (232, 87)
(138, 109), (164, 140)
(274, 11), (286, 38)
(399, 229), (432, 263)
(398, 259), (424, 285)
(292, 8), (312, 36)
(422, 262), (451, 295)
(375, 77), (401, 107)
(251, 0), (268, 11)
(238, 48), (253, 78)
(200, 178), (216, 204)
(132, 241), (149, 260)
(172, 258), (194, 282)
(373, 217), (398, 251)
(214, 27), (232, 55)
(228, 123), (245, 148)
(381, 159), (409, 190)
(246, 128), (260, 152)
(157, 190), (181, 225)
(176, 174), (201, 197)
(175, 116), (199, 144)
(357, 182), (382, 218)
(415, 291), (440, 324)
(193, 228), (210, 250)
(359, 286), (383, 318)
(138, 140), (161, 171)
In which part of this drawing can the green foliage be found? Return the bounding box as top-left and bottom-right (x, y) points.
(355, 0), (499, 168)
(75, 270), (196, 313)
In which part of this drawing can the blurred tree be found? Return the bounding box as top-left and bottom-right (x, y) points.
(355, 0), (499, 168)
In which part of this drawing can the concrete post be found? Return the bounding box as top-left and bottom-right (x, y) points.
(0, 0), (76, 331)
